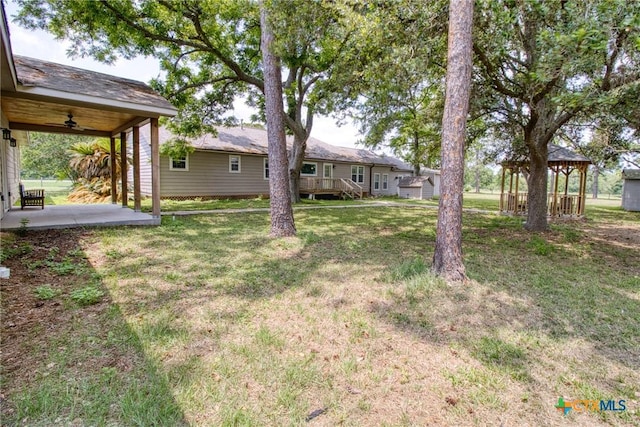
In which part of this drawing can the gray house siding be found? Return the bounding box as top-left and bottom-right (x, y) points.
(159, 151), (269, 197)
(1, 111), (21, 215)
(136, 125), (414, 199)
(370, 166), (402, 196)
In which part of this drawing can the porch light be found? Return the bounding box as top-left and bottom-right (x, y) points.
(1, 128), (11, 140)
(9, 137), (17, 147)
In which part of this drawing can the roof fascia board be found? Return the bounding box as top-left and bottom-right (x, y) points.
(9, 122), (112, 137)
(1, 8), (18, 91)
(6, 86), (177, 117)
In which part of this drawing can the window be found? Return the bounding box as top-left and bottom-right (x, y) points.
(229, 155), (241, 173)
(351, 165), (364, 183)
(263, 158), (269, 180)
(373, 173), (380, 190)
(382, 174), (389, 190)
(301, 162), (317, 176)
(169, 156), (188, 171)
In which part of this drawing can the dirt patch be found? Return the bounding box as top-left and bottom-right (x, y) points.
(0, 229), (119, 419)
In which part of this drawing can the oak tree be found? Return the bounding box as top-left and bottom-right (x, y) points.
(473, 0), (640, 231)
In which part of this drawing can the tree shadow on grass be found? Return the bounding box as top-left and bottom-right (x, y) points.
(371, 213), (640, 419)
(0, 229), (187, 426)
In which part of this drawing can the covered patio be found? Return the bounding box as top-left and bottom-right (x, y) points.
(0, 204), (159, 230)
(1, 7), (176, 229)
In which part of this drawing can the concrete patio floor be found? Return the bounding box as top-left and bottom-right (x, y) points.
(0, 204), (160, 231)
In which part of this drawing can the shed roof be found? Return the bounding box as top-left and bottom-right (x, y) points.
(398, 176), (434, 188)
(161, 126), (413, 170)
(622, 169), (640, 180)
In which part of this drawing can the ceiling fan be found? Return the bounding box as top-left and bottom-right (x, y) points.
(45, 113), (94, 131)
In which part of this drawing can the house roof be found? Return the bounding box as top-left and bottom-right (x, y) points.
(162, 126), (414, 170)
(398, 176), (434, 188)
(622, 169), (640, 180)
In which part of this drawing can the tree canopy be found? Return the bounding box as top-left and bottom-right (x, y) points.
(472, 0), (640, 230)
(20, 132), (92, 180)
(15, 0), (362, 203)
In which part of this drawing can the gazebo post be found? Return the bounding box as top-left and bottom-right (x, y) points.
(552, 165), (560, 216)
(120, 131), (128, 207)
(578, 165), (587, 215)
(110, 136), (117, 204)
(514, 167), (520, 214)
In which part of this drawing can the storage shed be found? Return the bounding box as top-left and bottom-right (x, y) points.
(398, 175), (436, 200)
(622, 169), (640, 212)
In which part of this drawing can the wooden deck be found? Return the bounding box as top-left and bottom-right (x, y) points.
(300, 178), (364, 199)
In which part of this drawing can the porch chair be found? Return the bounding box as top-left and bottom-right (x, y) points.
(19, 183), (45, 209)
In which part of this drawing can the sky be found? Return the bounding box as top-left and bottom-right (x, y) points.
(4, 1), (364, 149)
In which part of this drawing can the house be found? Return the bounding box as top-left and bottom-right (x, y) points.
(622, 169), (640, 212)
(134, 126), (414, 199)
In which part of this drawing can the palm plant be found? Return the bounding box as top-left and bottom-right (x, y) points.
(68, 138), (127, 203)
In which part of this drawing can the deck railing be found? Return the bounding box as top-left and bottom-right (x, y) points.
(500, 192), (585, 216)
(300, 178), (363, 199)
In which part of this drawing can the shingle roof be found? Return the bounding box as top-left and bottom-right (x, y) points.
(161, 126), (413, 170)
(14, 55), (174, 110)
(398, 176), (434, 187)
(503, 143), (591, 165)
(622, 169), (640, 180)
(547, 144), (591, 163)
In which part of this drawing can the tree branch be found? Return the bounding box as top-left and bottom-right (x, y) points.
(473, 43), (522, 99)
(169, 76), (241, 97)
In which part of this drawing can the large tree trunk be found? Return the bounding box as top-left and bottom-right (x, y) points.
(592, 166), (599, 199)
(524, 138), (549, 231)
(432, 0), (473, 283)
(289, 133), (307, 203)
(261, 5), (296, 237)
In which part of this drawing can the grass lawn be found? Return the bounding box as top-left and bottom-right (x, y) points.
(1, 203), (638, 425)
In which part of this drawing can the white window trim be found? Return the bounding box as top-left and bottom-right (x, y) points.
(373, 173), (380, 190)
(301, 161), (318, 177)
(263, 158), (269, 180)
(169, 155), (189, 171)
(382, 174), (389, 190)
(229, 155), (241, 173)
(351, 165), (365, 184)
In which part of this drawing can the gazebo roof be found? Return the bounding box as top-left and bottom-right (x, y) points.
(548, 144), (591, 163)
(502, 143), (591, 167)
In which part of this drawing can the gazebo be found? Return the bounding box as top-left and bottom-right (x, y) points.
(499, 144), (592, 217)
